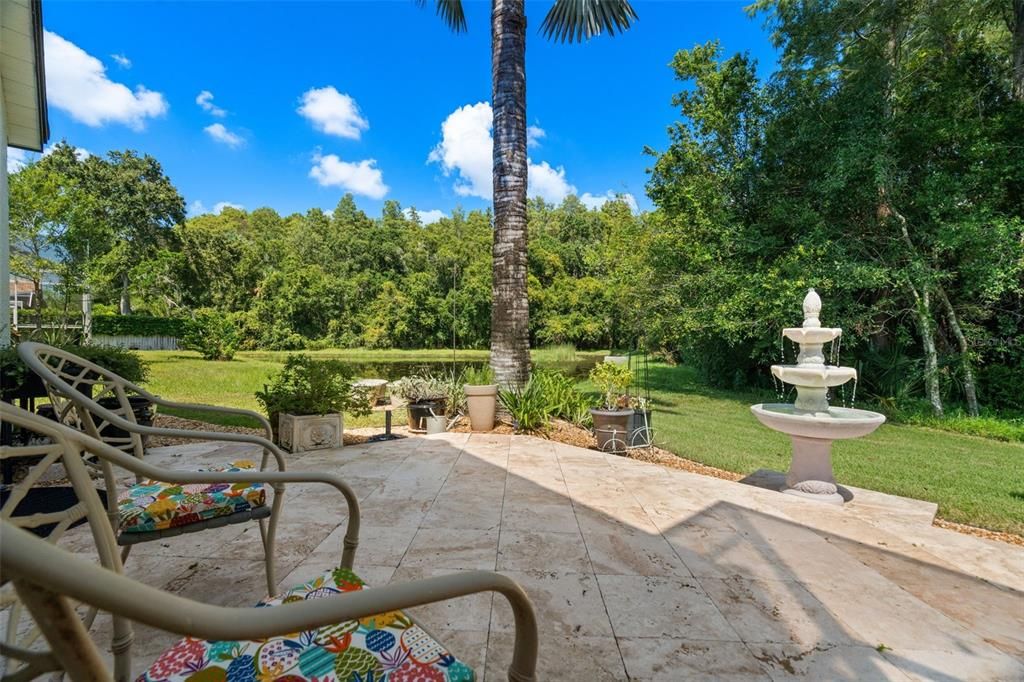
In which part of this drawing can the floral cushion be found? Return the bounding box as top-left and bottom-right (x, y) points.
(138, 567), (474, 682)
(118, 461), (266, 534)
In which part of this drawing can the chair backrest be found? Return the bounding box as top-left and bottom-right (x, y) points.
(17, 341), (151, 460)
(0, 402), (132, 680)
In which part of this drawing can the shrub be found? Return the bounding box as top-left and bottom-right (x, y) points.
(589, 361), (633, 410)
(181, 308), (239, 361)
(92, 315), (187, 337)
(391, 374), (447, 403)
(499, 370), (596, 431)
(255, 355), (370, 418)
(1, 343), (148, 397)
(463, 364), (495, 386)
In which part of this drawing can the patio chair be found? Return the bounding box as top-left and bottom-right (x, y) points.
(15, 341), (324, 596)
(0, 406), (539, 682)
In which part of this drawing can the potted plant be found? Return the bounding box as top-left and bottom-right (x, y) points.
(463, 365), (497, 431)
(255, 355), (370, 452)
(589, 360), (634, 453)
(629, 395), (653, 448)
(391, 374), (448, 432)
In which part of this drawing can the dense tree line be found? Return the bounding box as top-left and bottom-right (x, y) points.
(9, 0), (1022, 417)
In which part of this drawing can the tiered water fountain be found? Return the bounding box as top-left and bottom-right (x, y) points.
(751, 289), (886, 505)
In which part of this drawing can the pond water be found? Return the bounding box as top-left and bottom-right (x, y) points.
(341, 358), (601, 382)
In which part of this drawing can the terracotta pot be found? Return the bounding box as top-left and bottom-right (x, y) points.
(464, 384), (497, 431)
(590, 408), (632, 453)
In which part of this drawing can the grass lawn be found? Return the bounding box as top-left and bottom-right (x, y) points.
(143, 350), (1024, 536)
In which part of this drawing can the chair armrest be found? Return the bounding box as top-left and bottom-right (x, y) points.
(145, 396), (274, 442)
(2, 524), (538, 681)
(131, 421), (287, 472)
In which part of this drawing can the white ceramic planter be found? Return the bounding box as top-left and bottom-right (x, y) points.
(278, 413), (343, 453)
(464, 384), (498, 431)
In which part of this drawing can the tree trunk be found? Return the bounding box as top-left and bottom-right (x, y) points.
(1013, 0), (1024, 100)
(119, 273), (132, 315)
(490, 0), (530, 387)
(909, 284), (944, 417)
(935, 287), (980, 417)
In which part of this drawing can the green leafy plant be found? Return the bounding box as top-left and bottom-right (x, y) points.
(255, 354), (370, 418)
(93, 315), (187, 337)
(589, 361), (632, 410)
(499, 379), (550, 432)
(181, 308), (239, 361)
(463, 364), (495, 386)
(391, 374), (447, 403)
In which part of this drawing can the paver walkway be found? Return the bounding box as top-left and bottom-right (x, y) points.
(66, 432), (1024, 680)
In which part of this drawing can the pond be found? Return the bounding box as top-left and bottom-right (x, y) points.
(339, 358), (601, 382)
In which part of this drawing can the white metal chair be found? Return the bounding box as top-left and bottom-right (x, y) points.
(16, 341), (322, 596)
(0, 404), (539, 682)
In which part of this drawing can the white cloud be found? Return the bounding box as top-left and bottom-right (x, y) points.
(195, 90), (227, 117)
(429, 103), (579, 203)
(527, 125), (545, 148)
(309, 152), (388, 199)
(7, 148), (31, 173)
(580, 191), (639, 212)
(110, 53), (131, 69)
(528, 160), (576, 203)
(403, 207), (447, 225)
(428, 102), (493, 199)
(298, 87), (369, 139)
(188, 200), (244, 216)
(204, 123), (245, 148)
(44, 31), (167, 130)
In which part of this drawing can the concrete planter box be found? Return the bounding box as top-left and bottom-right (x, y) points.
(278, 413), (343, 453)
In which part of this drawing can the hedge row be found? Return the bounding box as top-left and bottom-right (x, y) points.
(92, 315), (187, 337)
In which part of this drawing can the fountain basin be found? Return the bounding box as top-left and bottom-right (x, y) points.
(782, 327), (842, 345)
(750, 403), (885, 440)
(771, 365), (856, 388)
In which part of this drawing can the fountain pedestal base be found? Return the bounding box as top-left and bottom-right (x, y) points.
(783, 436), (844, 505)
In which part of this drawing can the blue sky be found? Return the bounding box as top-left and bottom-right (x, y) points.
(12, 1), (777, 222)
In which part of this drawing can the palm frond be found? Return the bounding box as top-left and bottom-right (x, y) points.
(417, 0), (467, 33)
(541, 0), (638, 43)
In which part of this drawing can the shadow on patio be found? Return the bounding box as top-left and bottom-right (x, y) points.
(68, 431), (1024, 681)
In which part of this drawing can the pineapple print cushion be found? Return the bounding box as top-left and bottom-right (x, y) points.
(138, 566), (474, 682)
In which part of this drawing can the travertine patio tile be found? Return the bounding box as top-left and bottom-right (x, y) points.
(484, 632), (627, 681)
(663, 526), (798, 582)
(489, 570), (614, 638)
(747, 644), (911, 681)
(401, 527), (499, 570)
(310, 522), (419, 567)
(389, 566), (494, 631)
(617, 637), (771, 681)
(501, 500), (579, 533)
(698, 577), (858, 646)
(497, 530), (592, 573)
(436, 629), (489, 676)
(278, 559), (396, 592)
(359, 494), (433, 526)
(880, 645), (1024, 681)
(422, 498), (503, 531)
(596, 574), (738, 641)
(220, 518), (336, 565)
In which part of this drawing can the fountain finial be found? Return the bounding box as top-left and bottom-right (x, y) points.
(802, 288), (822, 329)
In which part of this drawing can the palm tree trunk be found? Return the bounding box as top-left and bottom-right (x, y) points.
(490, 0), (530, 387)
